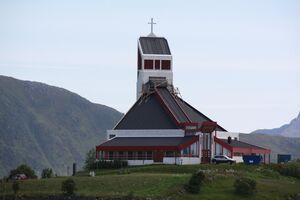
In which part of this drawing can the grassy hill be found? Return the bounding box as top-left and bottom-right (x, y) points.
(0, 75), (122, 177)
(1, 164), (300, 200)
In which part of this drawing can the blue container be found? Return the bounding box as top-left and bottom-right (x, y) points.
(277, 154), (291, 163)
(242, 155), (262, 165)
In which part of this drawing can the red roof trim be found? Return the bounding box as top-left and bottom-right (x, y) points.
(178, 136), (199, 150)
(154, 89), (181, 127)
(214, 136), (233, 151)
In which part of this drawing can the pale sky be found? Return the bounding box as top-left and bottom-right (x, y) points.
(0, 0), (299, 133)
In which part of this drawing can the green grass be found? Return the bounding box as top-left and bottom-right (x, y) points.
(1, 164), (300, 200)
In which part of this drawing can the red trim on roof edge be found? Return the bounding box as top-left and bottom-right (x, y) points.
(154, 89), (181, 127)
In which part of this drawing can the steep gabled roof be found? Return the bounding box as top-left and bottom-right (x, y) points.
(139, 37), (171, 55)
(115, 93), (178, 130)
(114, 86), (226, 131)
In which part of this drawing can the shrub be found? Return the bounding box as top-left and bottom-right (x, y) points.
(61, 178), (76, 196)
(234, 177), (256, 196)
(12, 181), (19, 196)
(90, 160), (128, 169)
(41, 168), (53, 179)
(279, 162), (300, 179)
(185, 170), (205, 194)
(9, 164), (37, 179)
(84, 148), (96, 170)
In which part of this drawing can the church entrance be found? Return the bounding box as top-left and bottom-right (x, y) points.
(153, 151), (164, 162)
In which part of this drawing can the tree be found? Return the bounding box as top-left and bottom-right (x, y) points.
(41, 168), (53, 179)
(84, 148), (96, 170)
(61, 178), (76, 196)
(12, 181), (19, 200)
(234, 177), (256, 196)
(9, 164), (37, 179)
(185, 170), (205, 194)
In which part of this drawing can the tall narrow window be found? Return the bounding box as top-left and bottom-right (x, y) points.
(161, 60), (171, 70)
(144, 60), (154, 69)
(137, 49), (142, 69)
(155, 60), (160, 70)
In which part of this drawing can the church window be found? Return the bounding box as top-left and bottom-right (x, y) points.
(137, 151), (143, 160)
(146, 151), (153, 160)
(138, 49), (142, 69)
(109, 151), (114, 160)
(155, 60), (160, 70)
(128, 151), (133, 160)
(165, 151), (175, 157)
(161, 60), (171, 70)
(144, 60), (154, 69)
(119, 151), (124, 160)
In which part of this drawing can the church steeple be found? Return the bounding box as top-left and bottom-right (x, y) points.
(136, 19), (173, 99)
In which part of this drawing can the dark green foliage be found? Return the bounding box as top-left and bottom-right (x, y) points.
(41, 168), (53, 179)
(0, 75), (122, 177)
(185, 170), (205, 194)
(9, 164), (37, 179)
(61, 178), (76, 195)
(89, 160), (128, 169)
(234, 177), (256, 196)
(12, 181), (19, 198)
(268, 161), (300, 179)
(275, 161), (300, 179)
(84, 149), (96, 170)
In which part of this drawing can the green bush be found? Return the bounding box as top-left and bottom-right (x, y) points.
(41, 168), (53, 179)
(90, 160), (128, 169)
(9, 164), (37, 179)
(185, 170), (205, 194)
(61, 178), (76, 196)
(234, 177), (256, 196)
(279, 162), (300, 179)
(12, 181), (19, 196)
(84, 148), (96, 170)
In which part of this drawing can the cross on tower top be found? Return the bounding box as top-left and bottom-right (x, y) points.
(148, 18), (156, 36)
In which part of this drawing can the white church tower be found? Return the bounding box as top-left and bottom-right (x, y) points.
(136, 18), (173, 99)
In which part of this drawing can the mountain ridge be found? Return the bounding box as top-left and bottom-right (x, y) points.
(253, 112), (300, 137)
(0, 75), (122, 177)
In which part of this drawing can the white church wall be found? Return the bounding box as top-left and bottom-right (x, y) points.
(163, 157), (179, 164)
(163, 157), (201, 165)
(128, 160), (154, 166)
(107, 129), (185, 139)
(180, 157), (201, 165)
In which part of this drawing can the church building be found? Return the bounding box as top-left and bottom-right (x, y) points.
(96, 19), (271, 165)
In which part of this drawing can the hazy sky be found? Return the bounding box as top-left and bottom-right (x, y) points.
(1, 0), (299, 133)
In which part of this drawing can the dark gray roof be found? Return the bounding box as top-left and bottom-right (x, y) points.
(175, 98), (226, 131)
(100, 136), (196, 147)
(157, 88), (189, 123)
(221, 139), (267, 149)
(114, 86), (226, 131)
(139, 37), (171, 55)
(115, 94), (178, 130)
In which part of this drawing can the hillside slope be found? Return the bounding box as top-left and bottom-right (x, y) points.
(0, 75), (122, 176)
(253, 112), (300, 137)
(240, 133), (300, 161)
